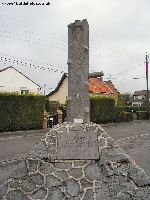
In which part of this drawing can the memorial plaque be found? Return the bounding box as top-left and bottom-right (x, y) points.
(57, 132), (99, 160)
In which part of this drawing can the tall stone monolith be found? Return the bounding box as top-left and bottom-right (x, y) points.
(67, 19), (90, 123)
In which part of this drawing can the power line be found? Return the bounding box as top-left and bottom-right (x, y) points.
(0, 53), (67, 74)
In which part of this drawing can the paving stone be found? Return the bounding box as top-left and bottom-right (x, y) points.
(95, 181), (103, 187)
(47, 188), (64, 200)
(9, 160), (27, 179)
(128, 163), (150, 187)
(68, 168), (82, 179)
(39, 161), (55, 174)
(85, 163), (101, 181)
(55, 170), (69, 179)
(46, 136), (56, 144)
(70, 125), (84, 132)
(30, 173), (44, 186)
(0, 182), (8, 198)
(80, 178), (93, 188)
(27, 159), (38, 173)
(29, 142), (49, 159)
(133, 187), (150, 200)
(30, 187), (47, 199)
(55, 162), (72, 169)
(98, 137), (106, 147)
(117, 192), (133, 200)
(46, 175), (61, 188)
(9, 178), (20, 188)
(64, 178), (80, 197)
(100, 147), (129, 164)
(21, 176), (36, 193)
(6, 190), (29, 200)
(96, 188), (111, 200)
(73, 161), (86, 167)
(83, 189), (94, 200)
(48, 130), (57, 136)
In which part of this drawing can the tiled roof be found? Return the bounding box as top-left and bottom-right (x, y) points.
(105, 80), (120, 94)
(89, 78), (113, 94)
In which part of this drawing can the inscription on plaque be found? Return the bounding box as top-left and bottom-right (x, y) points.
(57, 132), (99, 160)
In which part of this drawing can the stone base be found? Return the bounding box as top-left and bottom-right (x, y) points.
(0, 123), (150, 200)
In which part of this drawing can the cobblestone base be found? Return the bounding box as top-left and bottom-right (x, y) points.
(0, 123), (150, 200)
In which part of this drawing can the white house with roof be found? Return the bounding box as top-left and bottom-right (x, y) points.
(0, 66), (41, 94)
(131, 90), (150, 106)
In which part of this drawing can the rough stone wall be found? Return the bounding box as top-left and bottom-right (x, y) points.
(0, 123), (150, 200)
(67, 19), (90, 123)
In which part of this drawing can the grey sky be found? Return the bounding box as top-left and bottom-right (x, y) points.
(0, 0), (150, 94)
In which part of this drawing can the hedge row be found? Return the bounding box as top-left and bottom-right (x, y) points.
(90, 96), (115, 124)
(116, 106), (150, 113)
(0, 93), (45, 132)
(90, 96), (133, 124)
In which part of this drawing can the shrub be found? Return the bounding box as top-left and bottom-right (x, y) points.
(90, 96), (115, 124)
(124, 106), (140, 113)
(114, 110), (133, 122)
(137, 111), (149, 120)
(46, 101), (60, 115)
(0, 93), (45, 132)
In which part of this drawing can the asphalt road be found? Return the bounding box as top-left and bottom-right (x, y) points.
(0, 130), (46, 161)
(0, 120), (150, 182)
(102, 120), (150, 177)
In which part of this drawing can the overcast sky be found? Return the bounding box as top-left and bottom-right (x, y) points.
(0, 0), (150, 94)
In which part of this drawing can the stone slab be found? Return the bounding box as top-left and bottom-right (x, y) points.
(57, 131), (99, 160)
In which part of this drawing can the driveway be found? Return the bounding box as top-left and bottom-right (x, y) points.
(102, 120), (150, 177)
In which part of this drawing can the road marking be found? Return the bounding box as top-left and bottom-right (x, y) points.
(117, 132), (150, 142)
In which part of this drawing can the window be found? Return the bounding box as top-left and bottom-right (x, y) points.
(21, 90), (29, 94)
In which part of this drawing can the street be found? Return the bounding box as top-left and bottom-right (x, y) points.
(0, 130), (46, 162)
(102, 120), (150, 177)
(0, 120), (150, 182)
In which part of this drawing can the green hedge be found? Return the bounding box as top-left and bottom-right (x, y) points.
(45, 100), (60, 115)
(0, 93), (45, 132)
(114, 110), (133, 122)
(116, 106), (150, 113)
(90, 96), (115, 124)
(136, 111), (149, 120)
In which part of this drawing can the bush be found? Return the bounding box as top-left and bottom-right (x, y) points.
(114, 110), (133, 122)
(124, 106), (140, 113)
(0, 93), (45, 132)
(90, 96), (115, 124)
(60, 100), (68, 119)
(117, 106), (150, 113)
(137, 111), (149, 120)
(46, 101), (60, 115)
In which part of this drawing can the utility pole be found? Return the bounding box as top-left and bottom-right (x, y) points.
(145, 52), (149, 120)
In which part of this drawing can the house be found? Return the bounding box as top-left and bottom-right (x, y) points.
(105, 80), (120, 105)
(47, 72), (119, 105)
(0, 66), (41, 94)
(131, 90), (150, 106)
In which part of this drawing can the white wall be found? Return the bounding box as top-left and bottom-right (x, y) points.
(0, 67), (41, 94)
(132, 102), (142, 106)
(48, 77), (68, 104)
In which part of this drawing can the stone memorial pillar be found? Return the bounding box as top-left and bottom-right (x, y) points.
(67, 19), (90, 123)
(1, 20), (150, 200)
